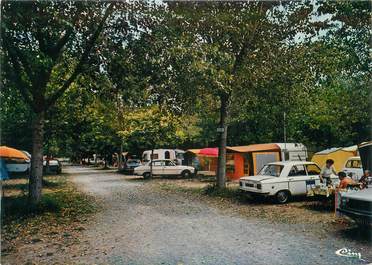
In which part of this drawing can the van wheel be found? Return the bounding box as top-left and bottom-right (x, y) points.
(143, 172), (151, 179)
(276, 190), (290, 204)
(181, 170), (191, 178)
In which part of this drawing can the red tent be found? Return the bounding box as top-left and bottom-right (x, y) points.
(199, 148), (218, 157)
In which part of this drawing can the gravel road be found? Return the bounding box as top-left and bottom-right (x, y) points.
(60, 166), (370, 265)
(5, 166), (367, 265)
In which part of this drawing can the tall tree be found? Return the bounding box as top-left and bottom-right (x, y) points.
(167, 2), (303, 188)
(1, 1), (114, 203)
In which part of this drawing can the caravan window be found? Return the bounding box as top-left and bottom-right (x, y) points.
(176, 152), (184, 160)
(164, 151), (170, 159)
(345, 159), (362, 168)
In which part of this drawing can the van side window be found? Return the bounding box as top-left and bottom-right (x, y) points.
(164, 151), (170, 159)
(351, 160), (361, 168)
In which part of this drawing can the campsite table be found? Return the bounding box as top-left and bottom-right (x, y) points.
(307, 185), (335, 198)
(307, 185), (361, 215)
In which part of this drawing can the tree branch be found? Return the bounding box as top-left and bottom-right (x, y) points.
(49, 26), (74, 60)
(45, 3), (114, 109)
(3, 40), (37, 111)
(232, 3), (264, 74)
(10, 44), (37, 88)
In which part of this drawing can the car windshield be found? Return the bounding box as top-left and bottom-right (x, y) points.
(258, 164), (284, 177)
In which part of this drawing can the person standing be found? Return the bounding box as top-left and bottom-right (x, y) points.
(319, 159), (337, 185)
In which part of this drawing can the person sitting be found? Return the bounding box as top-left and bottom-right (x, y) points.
(338, 171), (356, 189)
(359, 170), (371, 189)
(319, 159), (337, 185)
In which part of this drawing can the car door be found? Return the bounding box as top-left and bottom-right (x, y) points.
(163, 160), (177, 175)
(151, 161), (164, 175)
(305, 164), (321, 191)
(288, 165), (309, 195)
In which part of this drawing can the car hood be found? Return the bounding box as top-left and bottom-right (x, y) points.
(342, 188), (372, 201)
(240, 175), (275, 182)
(134, 165), (146, 170)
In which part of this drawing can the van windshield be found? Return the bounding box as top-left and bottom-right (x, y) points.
(258, 164), (284, 177)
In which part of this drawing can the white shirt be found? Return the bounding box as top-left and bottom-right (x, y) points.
(320, 165), (337, 178)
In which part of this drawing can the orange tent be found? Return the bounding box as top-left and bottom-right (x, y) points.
(227, 144), (282, 178)
(0, 146), (29, 160)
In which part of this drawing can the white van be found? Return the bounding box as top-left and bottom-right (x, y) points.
(142, 149), (185, 165)
(341, 156), (363, 181)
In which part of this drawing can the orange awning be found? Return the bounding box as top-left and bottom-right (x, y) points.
(227, 143), (280, 153)
(0, 146), (29, 160)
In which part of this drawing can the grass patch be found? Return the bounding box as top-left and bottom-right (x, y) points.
(158, 182), (204, 195)
(202, 185), (246, 200)
(1, 174), (99, 254)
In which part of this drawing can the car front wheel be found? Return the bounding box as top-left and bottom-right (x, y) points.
(181, 170), (191, 178)
(275, 190), (290, 204)
(143, 172), (151, 179)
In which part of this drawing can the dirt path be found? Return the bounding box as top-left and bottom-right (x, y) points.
(4, 166), (370, 265)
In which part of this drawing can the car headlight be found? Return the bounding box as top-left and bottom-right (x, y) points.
(256, 184), (262, 189)
(341, 197), (349, 207)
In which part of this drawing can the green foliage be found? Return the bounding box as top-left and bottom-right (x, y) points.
(118, 105), (201, 152)
(1, 1), (370, 159)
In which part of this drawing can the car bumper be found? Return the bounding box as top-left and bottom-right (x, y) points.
(337, 208), (372, 223)
(239, 187), (270, 195)
(122, 168), (135, 174)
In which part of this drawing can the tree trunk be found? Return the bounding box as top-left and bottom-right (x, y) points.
(216, 94), (229, 189)
(150, 149), (154, 178)
(118, 142), (123, 171)
(29, 111), (45, 204)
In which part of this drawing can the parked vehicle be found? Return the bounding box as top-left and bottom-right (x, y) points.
(43, 159), (62, 174)
(239, 161), (339, 203)
(5, 159), (30, 173)
(341, 156), (363, 181)
(2, 148), (31, 173)
(134, 159), (195, 179)
(142, 149), (185, 165)
(337, 188), (372, 227)
(122, 159), (142, 174)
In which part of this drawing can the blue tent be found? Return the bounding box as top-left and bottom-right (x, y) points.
(0, 159), (9, 180)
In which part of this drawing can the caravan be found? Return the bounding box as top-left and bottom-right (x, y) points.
(226, 143), (308, 180)
(142, 149), (185, 165)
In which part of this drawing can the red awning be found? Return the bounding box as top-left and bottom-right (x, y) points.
(199, 148), (218, 157)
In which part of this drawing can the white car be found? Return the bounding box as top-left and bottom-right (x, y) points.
(341, 156), (363, 181)
(239, 161), (339, 203)
(337, 188), (372, 227)
(134, 159), (196, 179)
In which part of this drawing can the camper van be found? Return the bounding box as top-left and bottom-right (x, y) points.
(142, 149), (185, 165)
(276, 143), (308, 162)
